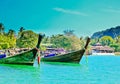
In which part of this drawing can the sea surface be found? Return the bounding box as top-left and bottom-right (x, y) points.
(0, 55), (120, 84)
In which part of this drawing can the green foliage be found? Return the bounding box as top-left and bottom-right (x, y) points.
(0, 23), (4, 34)
(2, 22), (120, 53)
(63, 29), (75, 36)
(0, 46), (2, 49)
(90, 38), (99, 46)
(18, 27), (25, 38)
(7, 29), (15, 38)
(40, 46), (46, 51)
(42, 36), (50, 44)
(42, 34), (83, 51)
(68, 36), (83, 50)
(110, 44), (118, 52)
(91, 26), (120, 39)
(50, 34), (72, 50)
(19, 27), (25, 32)
(91, 35), (120, 52)
(100, 36), (114, 46)
(117, 46), (120, 52)
(16, 30), (38, 48)
(0, 43), (10, 49)
(0, 34), (16, 49)
(110, 43), (120, 52)
(8, 37), (16, 48)
(115, 35), (120, 43)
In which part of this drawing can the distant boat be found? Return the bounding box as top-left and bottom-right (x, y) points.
(91, 42), (115, 55)
(0, 34), (44, 65)
(41, 38), (90, 63)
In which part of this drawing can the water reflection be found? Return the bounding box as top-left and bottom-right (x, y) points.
(0, 64), (41, 84)
(41, 61), (81, 66)
(0, 56), (120, 84)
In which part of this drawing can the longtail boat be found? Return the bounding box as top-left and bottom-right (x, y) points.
(41, 38), (90, 63)
(0, 34), (44, 65)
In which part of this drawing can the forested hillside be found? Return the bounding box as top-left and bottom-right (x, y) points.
(91, 26), (120, 39)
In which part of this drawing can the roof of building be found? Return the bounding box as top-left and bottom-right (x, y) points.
(92, 43), (114, 51)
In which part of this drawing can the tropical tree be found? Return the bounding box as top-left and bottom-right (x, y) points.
(48, 34), (83, 51)
(115, 36), (120, 43)
(100, 36), (114, 46)
(19, 27), (25, 32)
(16, 30), (38, 48)
(42, 36), (50, 44)
(116, 45), (120, 52)
(0, 23), (4, 34)
(110, 43), (119, 52)
(68, 35), (82, 50)
(50, 34), (72, 50)
(0, 43), (10, 49)
(63, 29), (75, 36)
(90, 38), (99, 46)
(18, 27), (25, 38)
(7, 29), (15, 38)
(8, 36), (16, 48)
(0, 34), (16, 49)
(0, 46), (2, 49)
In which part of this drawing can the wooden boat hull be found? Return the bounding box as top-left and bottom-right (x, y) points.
(41, 49), (85, 63)
(41, 37), (90, 63)
(0, 49), (37, 65)
(0, 34), (44, 65)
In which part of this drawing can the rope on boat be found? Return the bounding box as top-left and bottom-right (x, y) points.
(84, 37), (90, 64)
(35, 48), (41, 64)
(85, 50), (88, 64)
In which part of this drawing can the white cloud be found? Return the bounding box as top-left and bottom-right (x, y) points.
(102, 8), (120, 13)
(53, 7), (88, 16)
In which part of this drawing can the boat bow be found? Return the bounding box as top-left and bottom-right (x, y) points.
(0, 34), (44, 65)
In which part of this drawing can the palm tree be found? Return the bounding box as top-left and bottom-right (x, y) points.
(19, 27), (25, 32)
(18, 27), (25, 38)
(0, 23), (4, 34)
(7, 29), (15, 38)
(63, 29), (74, 36)
(115, 36), (120, 43)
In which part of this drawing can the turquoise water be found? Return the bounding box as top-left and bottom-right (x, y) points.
(0, 55), (120, 84)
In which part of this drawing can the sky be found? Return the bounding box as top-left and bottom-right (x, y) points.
(0, 0), (120, 37)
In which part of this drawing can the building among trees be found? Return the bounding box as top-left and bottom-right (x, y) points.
(91, 42), (115, 55)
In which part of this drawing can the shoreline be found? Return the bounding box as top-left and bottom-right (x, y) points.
(115, 52), (120, 56)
